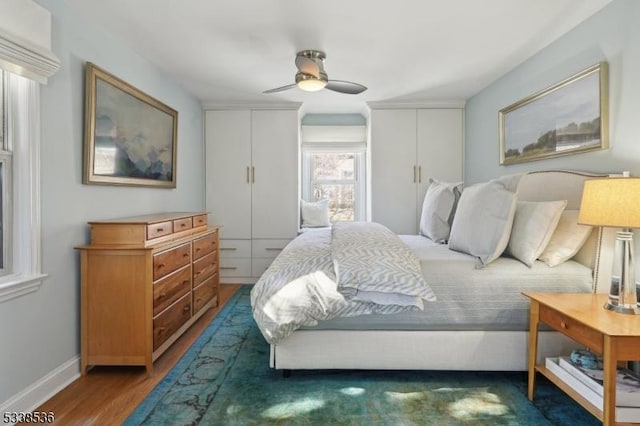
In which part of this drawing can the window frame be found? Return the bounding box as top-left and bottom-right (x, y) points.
(301, 146), (366, 222)
(0, 71), (47, 303)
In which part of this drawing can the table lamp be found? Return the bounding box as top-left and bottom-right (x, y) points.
(578, 176), (640, 315)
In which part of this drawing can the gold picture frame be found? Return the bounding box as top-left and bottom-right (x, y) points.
(499, 62), (609, 165)
(83, 62), (178, 187)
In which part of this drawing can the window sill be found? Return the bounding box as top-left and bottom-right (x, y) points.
(0, 273), (48, 303)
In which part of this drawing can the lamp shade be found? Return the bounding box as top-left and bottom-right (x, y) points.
(578, 177), (640, 228)
(296, 73), (327, 92)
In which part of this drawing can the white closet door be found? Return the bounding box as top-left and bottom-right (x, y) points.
(370, 109), (418, 234)
(416, 109), (464, 214)
(205, 110), (252, 239)
(250, 109), (299, 239)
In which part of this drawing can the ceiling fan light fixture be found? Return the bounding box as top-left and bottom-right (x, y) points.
(296, 72), (327, 92)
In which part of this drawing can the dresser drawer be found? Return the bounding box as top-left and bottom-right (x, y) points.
(193, 232), (217, 260)
(153, 293), (191, 350)
(540, 304), (603, 352)
(153, 265), (191, 316)
(173, 217), (193, 233)
(193, 214), (208, 228)
(252, 239), (290, 259)
(147, 221), (173, 240)
(153, 243), (191, 280)
(219, 258), (251, 278)
(193, 276), (218, 313)
(193, 252), (217, 286)
(219, 239), (251, 258)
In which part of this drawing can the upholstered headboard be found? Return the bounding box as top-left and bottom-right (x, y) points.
(517, 170), (615, 293)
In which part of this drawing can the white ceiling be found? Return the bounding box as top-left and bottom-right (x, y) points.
(64, 0), (612, 114)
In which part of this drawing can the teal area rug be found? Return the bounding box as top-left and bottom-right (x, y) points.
(125, 287), (599, 425)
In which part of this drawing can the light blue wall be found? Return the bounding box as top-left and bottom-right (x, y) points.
(301, 113), (366, 125)
(0, 0), (204, 404)
(465, 0), (640, 184)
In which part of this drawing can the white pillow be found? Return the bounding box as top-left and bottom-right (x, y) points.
(505, 200), (567, 267)
(419, 179), (463, 243)
(539, 210), (593, 267)
(301, 199), (330, 227)
(448, 174), (523, 267)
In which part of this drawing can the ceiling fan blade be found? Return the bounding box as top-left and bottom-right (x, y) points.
(325, 80), (367, 94)
(263, 83), (297, 94)
(295, 55), (321, 78)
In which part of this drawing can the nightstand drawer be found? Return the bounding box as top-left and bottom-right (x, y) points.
(540, 304), (603, 352)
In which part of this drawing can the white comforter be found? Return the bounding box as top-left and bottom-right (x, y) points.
(250, 222), (436, 344)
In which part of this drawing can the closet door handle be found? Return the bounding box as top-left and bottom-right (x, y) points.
(246, 166), (250, 183)
(252, 166), (255, 183)
(418, 166), (422, 183)
(413, 166), (417, 183)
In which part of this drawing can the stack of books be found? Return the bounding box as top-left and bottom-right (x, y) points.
(545, 356), (640, 422)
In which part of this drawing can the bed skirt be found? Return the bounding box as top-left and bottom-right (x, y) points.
(270, 330), (577, 371)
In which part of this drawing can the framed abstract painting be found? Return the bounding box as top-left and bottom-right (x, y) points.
(83, 62), (178, 187)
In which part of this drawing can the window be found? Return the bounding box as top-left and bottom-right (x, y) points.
(0, 70), (46, 302)
(301, 123), (367, 223)
(0, 3), (58, 301)
(303, 151), (364, 222)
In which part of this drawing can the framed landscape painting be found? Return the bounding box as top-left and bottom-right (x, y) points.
(499, 62), (609, 165)
(83, 62), (178, 187)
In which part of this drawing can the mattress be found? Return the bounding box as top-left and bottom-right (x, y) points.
(302, 234), (593, 332)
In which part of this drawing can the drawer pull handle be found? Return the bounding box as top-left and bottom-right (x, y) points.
(159, 291), (167, 297)
(158, 327), (166, 334)
(220, 247), (237, 251)
(157, 263), (166, 269)
(221, 266), (237, 270)
(183, 253), (189, 258)
(560, 320), (568, 329)
(183, 305), (190, 312)
(157, 228), (164, 232)
(266, 247), (283, 251)
(182, 280), (190, 286)
(180, 223), (186, 228)
(196, 248), (201, 252)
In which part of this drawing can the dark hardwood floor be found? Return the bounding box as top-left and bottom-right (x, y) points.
(23, 284), (241, 425)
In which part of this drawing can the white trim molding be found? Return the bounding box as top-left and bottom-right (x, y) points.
(0, 28), (60, 84)
(202, 102), (302, 110)
(0, 273), (47, 303)
(0, 357), (80, 421)
(367, 100), (466, 109)
(0, 0), (60, 85)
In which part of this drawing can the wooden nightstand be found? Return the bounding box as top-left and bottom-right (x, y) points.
(524, 292), (640, 425)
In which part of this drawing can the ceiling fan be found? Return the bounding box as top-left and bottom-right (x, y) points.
(264, 50), (367, 95)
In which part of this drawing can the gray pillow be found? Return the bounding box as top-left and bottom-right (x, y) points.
(505, 200), (567, 267)
(448, 174), (523, 267)
(419, 179), (463, 243)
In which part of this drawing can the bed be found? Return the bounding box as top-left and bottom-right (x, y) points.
(251, 170), (616, 371)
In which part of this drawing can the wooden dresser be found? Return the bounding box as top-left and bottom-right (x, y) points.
(77, 212), (219, 375)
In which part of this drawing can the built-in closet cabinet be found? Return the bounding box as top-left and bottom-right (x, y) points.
(205, 108), (300, 283)
(370, 108), (464, 235)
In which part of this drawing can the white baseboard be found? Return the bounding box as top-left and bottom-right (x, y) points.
(0, 356), (80, 420)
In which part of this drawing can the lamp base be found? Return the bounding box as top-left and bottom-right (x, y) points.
(604, 301), (640, 315)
